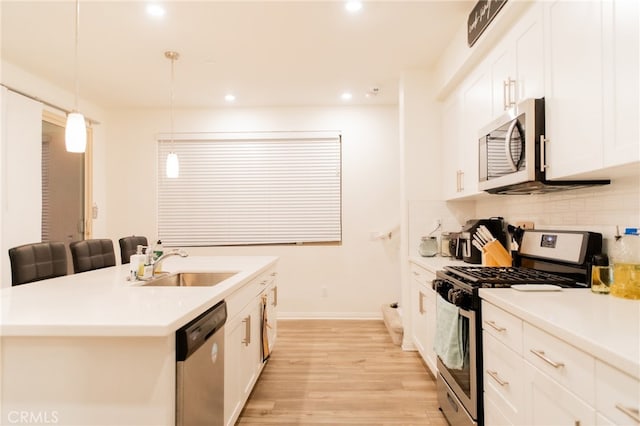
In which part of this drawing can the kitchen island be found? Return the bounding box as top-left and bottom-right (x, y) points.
(0, 256), (278, 426)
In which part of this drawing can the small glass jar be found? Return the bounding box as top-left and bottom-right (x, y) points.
(419, 236), (438, 257)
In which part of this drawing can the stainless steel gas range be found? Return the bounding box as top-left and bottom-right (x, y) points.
(433, 229), (603, 426)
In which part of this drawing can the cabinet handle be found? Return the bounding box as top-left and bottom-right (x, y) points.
(418, 291), (426, 314)
(487, 370), (509, 386)
(503, 79), (510, 110)
(503, 77), (516, 110)
(509, 78), (516, 108)
(615, 404), (640, 423)
(484, 320), (506, 332)
(242, 315), (251, 346)
(270, 271), (277, 277)
(540, 135), (548, 172)
(530, 349), (564, 368)
(272, 286), (278, 307)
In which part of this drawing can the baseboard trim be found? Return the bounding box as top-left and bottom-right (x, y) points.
(278, 312), (383, 320)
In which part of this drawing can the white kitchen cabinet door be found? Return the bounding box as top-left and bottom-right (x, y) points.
(489, 40), (516, 116)
(489, 3), (544, 117)
(543, 0), (605, 179)
(514, 4), (544, 102)
(604, 0), (640, 167)
(441, 63), (489, 200)
(483, 332), (525, 425)
(441, 94), (463, 200)
(224, 298), (262, 426)
(409, 264), (436, 376)
(524, 360), (596, 426)
(461, 68), (491, 195)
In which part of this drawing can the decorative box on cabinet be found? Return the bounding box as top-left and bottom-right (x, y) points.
(409, 262), (437, 376)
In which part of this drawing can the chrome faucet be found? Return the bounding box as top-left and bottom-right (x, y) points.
(152, 249), (188, 275)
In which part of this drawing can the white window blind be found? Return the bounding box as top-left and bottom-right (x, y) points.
(157, 132), (342, 246)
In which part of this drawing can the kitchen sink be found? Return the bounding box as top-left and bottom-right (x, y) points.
(140, 272), (238, 287)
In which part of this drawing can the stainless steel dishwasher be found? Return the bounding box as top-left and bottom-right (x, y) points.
(176, 300), (227, 426)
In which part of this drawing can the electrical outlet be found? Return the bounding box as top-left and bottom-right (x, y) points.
(516, 221), (535, 229)
(322, 287), (328, 298)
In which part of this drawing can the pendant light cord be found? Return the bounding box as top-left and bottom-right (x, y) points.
(170, 55), (175, 148)
(74, 0), (80, 112)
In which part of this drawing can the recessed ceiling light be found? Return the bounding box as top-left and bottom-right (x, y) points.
(341, 92), (353, 101)
(345, 1), (363, 13)
(146, 4), (166, 18)
(225, 94), (236, 102)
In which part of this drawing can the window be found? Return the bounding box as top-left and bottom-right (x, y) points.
(157, 131), (341, 246)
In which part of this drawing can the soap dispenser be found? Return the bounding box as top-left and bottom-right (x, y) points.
(129, 245), (146, 280)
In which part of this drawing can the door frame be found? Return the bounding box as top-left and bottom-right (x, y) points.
(42, 110), (93, 240)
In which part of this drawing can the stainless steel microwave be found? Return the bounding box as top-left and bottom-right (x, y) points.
(478, 98), (609, 195)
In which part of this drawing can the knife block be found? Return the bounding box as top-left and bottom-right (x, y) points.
(482, 240), (512, 267)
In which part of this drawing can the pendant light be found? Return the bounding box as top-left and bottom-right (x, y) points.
(65, 0), (87, 153)
(165, 51), (180, 178)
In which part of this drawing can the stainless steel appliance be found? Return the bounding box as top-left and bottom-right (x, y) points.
(433, 229), (602, 426)
(478, 98), (610, 195)
(176, 300), (227, 426)
(459, 218), (508, 264)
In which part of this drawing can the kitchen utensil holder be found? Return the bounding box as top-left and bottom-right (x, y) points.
(482, 240), (512, 267)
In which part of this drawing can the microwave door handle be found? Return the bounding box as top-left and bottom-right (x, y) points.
(504, 119), (519, 171)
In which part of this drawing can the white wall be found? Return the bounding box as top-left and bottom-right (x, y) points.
(0, 89), (43, 287)
(105, 106), (401, 318)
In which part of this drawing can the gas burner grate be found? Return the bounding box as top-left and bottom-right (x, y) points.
(443, 265), (576, 285)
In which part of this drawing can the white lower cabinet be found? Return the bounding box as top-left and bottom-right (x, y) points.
(482, 303), (525, 426)
(595, 360), (640, 425)
(409, 262), (437, 376)
(524, 360), (596, 426)
(482, 300), (639, 426)
(224, 268), (278, 426)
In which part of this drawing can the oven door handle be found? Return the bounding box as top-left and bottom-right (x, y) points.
(456, 305), (473, 320)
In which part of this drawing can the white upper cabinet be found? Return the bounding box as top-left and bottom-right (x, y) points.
(543, 0), (605, 179)
(604, 0), (639, 168)
(441, 94), (463, 200)
(439, 0), (638, 198)
(544, 0), (639, 179)
(489, 4), (545, 117)
(441, 4), (544, 200)
(441, 67), (489, 200)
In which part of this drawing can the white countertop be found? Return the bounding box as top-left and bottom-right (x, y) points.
(479, 288), (640, 379)
(409, 254), (466, 273)
(0, 256), (277, 337)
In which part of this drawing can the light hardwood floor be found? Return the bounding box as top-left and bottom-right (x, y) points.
(237, 319), (447, 425)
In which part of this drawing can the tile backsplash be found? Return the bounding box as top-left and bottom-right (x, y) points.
(409, 174), (639, 258)
(475, 174), (640, 253)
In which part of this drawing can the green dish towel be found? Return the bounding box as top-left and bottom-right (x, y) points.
(433, 296), (465, 370)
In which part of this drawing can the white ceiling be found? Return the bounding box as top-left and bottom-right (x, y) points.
(1, 1), (473, 109)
